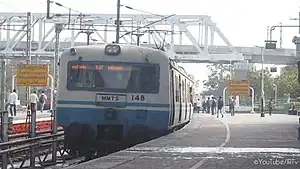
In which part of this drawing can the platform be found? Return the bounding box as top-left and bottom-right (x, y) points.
(10, 110), (51, 124)
(1, 110), (52, 134)
(65, 113), (300, 169)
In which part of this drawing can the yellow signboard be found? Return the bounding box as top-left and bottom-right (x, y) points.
(228, 80), (250, 96)
(17, 64), (49, 86)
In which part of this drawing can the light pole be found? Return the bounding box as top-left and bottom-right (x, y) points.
(255, 46), (265, 117)
(261, 46), (265, 117)
(273, 84), (277, 107)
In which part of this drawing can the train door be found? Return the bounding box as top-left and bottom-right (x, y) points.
(189, 85), (193, 120)
(184, 79), (188, 121)
(178, 75), (182, 122)
(169, 70), (175, 126)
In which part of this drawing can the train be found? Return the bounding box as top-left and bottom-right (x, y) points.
(56, 44), (194, 158)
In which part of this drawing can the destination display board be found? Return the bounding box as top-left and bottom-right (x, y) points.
(70, 64), (135, 71)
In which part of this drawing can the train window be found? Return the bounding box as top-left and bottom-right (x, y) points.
(186, 82), (188, 103)
(67, 61), (159, 93)
(182, 80), (185, 102)
(175, 75), (179, 102)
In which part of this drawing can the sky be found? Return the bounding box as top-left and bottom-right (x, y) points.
(1, 0), (300, 91)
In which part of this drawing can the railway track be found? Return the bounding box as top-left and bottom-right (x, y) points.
(0, 129), (66, 169)
(1, 122), (187, 169)
(0, 130), (129, 169)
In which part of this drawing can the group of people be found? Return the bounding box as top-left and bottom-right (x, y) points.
(195, 96), (237, 118)
(7, 89), (48, 116)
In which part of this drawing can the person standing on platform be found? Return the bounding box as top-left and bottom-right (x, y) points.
(211, 97), (216, 115)
(196, 99), (201, 113)
(202, 100), (206, 113)
(217, 96), (224, 118)
(206, 97), (211, 114)
(29, 91), (39, 114)
(39, 91), (47, 113)
(268, 98), (273, 116)
(8, 89), (18, 116)
(229, 97), (236, 116)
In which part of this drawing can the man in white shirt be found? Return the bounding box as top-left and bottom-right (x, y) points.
(39, 91), (47, 113)
(29, 91), (39, 114)
(8, 89), (18, 116)
(196, 99), (201, 113)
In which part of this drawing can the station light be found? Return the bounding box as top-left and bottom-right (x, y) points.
(105, 44), (121, 55)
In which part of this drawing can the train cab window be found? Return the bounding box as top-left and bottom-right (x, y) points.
(128, 65), (159, 93)
(67, 61), (159, 93)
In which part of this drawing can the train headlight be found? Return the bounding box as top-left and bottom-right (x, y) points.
(105, 45), (121, 55)
(70, 48), (76, 55)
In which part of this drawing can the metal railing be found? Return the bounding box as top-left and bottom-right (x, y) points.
(0, 131), (65, 168)
(1, 110), (66, 169)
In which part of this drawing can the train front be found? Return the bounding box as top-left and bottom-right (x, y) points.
(56, 44), (168, 156)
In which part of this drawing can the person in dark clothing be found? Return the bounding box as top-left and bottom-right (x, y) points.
(268, 99), (273, 116)
(206, 97), (211, 114)
(202, 100), (206, 113)
(211, 97), (216, 115)
(217, 96), (224, 118)
(193, 102), (197, 113)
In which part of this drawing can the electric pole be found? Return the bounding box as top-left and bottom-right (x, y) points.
(115, 0), (121, 43)
(26, 12), (31, 105)
(1, 56), (8, 169)
(46, 0), (51, 19)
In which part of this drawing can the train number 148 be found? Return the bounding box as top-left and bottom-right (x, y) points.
(131, 95), (145, 101)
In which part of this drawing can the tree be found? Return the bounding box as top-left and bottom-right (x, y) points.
(249, 67), (275, 101)
(277, 65), (300, 98)
(202, 63), (230, 91)
(188, 74), (200, 91)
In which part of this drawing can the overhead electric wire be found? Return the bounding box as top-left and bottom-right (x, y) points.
(49, 0), (82, 14)
(120, 5), (163, 17)
(120, 4), (174, 48)
(0, 1), (21, 12)
(119, 14), (175, 39)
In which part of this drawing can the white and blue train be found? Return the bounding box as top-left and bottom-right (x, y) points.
(56, 44), (194, 156)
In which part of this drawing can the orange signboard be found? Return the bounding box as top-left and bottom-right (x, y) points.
(228, 80), (250, 96)
(17, 64), (49, 86)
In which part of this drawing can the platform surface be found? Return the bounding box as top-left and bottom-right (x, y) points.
(64, 113), (300, 169)
(9, 110), (51, 123)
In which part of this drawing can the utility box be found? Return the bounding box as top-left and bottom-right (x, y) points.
(265, 43), (276, 49)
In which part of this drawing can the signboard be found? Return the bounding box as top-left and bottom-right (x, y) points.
(17, 64), (49, 86)
(228, 80), (250, 96)
(234, 62), (253, 70)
